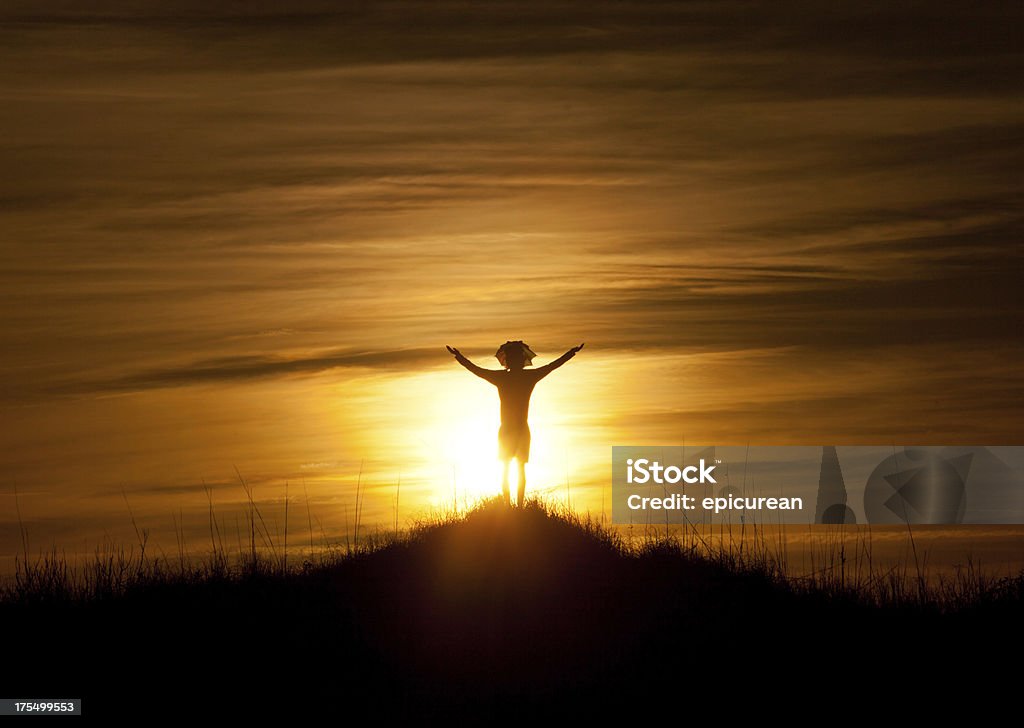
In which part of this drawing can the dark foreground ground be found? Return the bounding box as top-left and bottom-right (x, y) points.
(5, 501), (1022, 720)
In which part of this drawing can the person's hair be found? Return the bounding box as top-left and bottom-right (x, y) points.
(495, 340), (536, 368)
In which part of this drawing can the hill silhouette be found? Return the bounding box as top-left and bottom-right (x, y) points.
(5, 499), (1021, 719)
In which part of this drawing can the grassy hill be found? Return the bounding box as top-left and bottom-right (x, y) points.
(4, 499), (1021, 719)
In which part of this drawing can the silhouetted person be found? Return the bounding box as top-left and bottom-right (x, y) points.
(447, 341), (584, 507)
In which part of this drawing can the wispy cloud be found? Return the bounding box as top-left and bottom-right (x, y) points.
(61, 347), (443, 393)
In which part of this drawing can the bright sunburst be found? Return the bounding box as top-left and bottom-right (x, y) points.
(378, 367), (569, 507)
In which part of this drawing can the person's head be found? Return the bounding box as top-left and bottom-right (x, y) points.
(495, 340), (536, 370)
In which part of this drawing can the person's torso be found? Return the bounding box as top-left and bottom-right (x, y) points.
(495, 370), (542, 426)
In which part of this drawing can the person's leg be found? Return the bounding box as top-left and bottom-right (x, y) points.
(498, 424), (512, 506)
(516, 426), (531, 507)
(516, 460), (526, 507)
(501, 458), (511, 506)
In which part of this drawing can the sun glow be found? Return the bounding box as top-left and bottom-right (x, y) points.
(440, 405), (506, 503)
(329, 351), (621, 522)
(373, 366), (574, 507)
(426, 370), (564, 505)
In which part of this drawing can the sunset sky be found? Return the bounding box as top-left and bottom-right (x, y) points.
(2, 2), (1022, 564)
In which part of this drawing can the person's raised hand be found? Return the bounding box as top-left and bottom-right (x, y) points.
(446, 345), (461, 357)
(572, 343), (585, 353)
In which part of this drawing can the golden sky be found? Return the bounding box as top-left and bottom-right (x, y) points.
(1, 2), (1022, 563)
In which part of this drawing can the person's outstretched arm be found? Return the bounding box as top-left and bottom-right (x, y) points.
(533, 343), (584, 379)
(447, 346), (501, 385)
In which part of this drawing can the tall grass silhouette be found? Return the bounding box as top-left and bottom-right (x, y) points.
(4, 489), (1019, 610)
